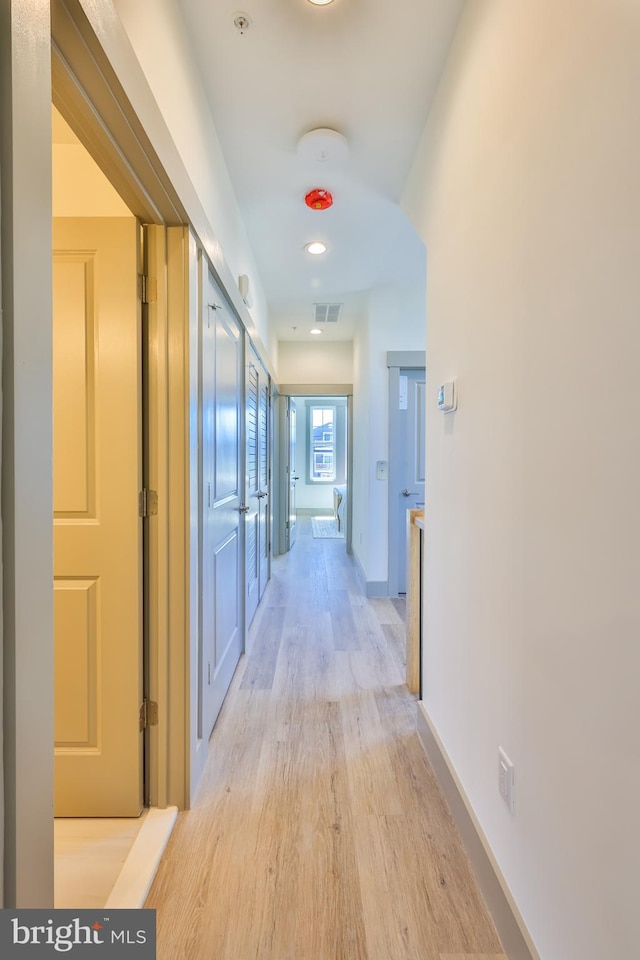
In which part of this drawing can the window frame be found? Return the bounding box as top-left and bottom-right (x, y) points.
(308, 404), (337, 484)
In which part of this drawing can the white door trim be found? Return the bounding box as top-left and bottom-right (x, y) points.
(1, 0), (54, 908)
(1, 0), (198, 907)
(387, 352), (426, 598)
(276, 387), (354, 556)
(50, 8), (194, 815)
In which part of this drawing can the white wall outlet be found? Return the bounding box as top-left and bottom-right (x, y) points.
(498, 747), (515, 814)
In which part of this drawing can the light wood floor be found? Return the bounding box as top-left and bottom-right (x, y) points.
(146, 519), (505, 960)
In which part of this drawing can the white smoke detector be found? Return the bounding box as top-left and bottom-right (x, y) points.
(233, 12), (251, 34)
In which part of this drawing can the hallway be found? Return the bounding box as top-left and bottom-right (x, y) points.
(146, 519), (504, 960)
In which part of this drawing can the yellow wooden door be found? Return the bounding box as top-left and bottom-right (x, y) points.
(53, 217), (143, 816)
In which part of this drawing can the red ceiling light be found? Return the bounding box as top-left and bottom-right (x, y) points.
(305, 188), (333, 211)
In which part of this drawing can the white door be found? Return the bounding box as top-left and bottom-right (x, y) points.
(395, 370), (426, 593)
(288, 398), (298, 549)
(245, 342), (270, 626)
(53, 217), (143, 816)
(201, 271), (244, 738)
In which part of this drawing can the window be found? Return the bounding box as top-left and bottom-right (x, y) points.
(310, 406), (336, 481)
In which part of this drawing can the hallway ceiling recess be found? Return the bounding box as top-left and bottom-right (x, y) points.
(179, 0), (465, 341)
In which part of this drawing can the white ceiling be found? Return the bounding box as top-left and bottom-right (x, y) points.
(52, 4), (465, 342)
(182, 0), (464, 342)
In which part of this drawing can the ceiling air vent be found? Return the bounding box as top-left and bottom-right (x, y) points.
(314, 303), (342, 324)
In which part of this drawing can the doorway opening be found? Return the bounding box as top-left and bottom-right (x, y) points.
(279, 393), (352, 555)
(52, 104), (147, 906)
(387, 356), (426, 597)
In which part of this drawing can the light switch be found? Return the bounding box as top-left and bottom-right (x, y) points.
(376, 460), (388, 480)
(437, 379), (457, 413)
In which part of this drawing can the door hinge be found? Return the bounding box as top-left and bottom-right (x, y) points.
(139, 699), (158, 731)
(139, 488), (158, 517)
(138, 274), (157, 304)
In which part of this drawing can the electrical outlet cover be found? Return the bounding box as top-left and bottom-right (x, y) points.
(498, 747), (515, 814)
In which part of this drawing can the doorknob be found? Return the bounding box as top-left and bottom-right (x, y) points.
(292, 476), (300, 481)
(256, 490), (268, 499)
(238, 504), (250, 514)
(401, 489), (417, 497)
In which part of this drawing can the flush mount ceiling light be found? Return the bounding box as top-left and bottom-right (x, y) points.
(305, 241), (327, 256)
(307, 0), (335, 6)
(310, 328), (323, 335)
(297, 128), (349, 165)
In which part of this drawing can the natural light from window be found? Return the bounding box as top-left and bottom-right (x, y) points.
(310, 406), (336, 482)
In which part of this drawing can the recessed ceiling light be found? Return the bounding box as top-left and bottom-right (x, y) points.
(305, 241), (327, 256)
(310, 328), (323, 335)
(308, 0), (335, 6)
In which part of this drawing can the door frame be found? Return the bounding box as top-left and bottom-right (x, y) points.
(387, 352), (426, 598)
(51, 53), (190, 818)
(2, 0), (196, 907)
(277, 384), (354, 555)
(1, 0), (54, 908)
(273, 390), (291, 554)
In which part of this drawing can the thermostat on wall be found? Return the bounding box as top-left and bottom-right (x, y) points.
(437, 380), (457, 413)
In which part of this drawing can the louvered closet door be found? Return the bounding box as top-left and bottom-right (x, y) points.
(258, 377), (270, 599)
(245, 349), (260, 625)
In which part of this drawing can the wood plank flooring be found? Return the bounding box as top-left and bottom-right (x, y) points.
(146, 519), (505, 960)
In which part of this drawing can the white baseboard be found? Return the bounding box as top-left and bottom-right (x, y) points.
(366, 580), (389, 598)
(351, 549), (389, 597)
(105, 806), (178, 909)
(416, 703), (540, 960)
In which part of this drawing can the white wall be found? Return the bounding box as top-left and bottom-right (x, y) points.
(1, 0), (54, 907)
(113, 0), (272, 360)
(278, 340), (353, 386)
(403, 2), (640, 957)
(352, 317), (370, 576)
(352, 281), (426, 591)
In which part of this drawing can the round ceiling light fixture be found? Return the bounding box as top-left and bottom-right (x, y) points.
(305, 241), (327, 256)
(305, 188), (333, 211)
(307, 0), (335, 6)
(310, 328), (323, 335)
(297, 128), (349, 165)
